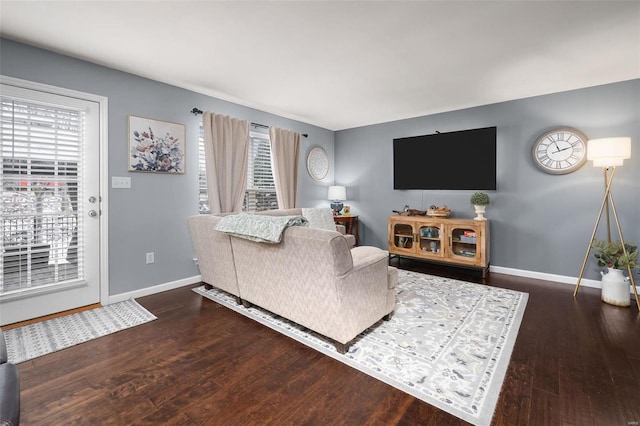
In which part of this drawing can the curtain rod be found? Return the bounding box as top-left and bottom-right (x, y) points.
(190, 108), (307, 138)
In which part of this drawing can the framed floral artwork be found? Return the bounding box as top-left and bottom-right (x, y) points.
(128, 115), (186, 173)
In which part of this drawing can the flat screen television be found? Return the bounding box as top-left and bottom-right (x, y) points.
(393, 126), (497, 190)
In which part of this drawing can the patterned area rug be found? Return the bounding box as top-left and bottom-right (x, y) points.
(4, 299), (157, 364)
(194, 270), (528, 426)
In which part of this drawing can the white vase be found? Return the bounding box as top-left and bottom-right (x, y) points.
(600, 267), (631, 307)
(473, 205), (487, 221)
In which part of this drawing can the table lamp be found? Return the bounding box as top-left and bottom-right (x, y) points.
(328, 185), (346, 215)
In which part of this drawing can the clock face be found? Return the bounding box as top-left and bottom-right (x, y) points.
(532, 128), (588, 174)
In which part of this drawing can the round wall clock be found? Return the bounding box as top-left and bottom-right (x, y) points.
(307, 147), (329, 181)
(532, 127), (588, 174)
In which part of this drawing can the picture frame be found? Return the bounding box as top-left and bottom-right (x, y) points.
(128, 115), (186, 173)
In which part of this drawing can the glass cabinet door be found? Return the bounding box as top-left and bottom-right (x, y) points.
(392, 223), (414, 249)
(418, 225), (442, 256)
(450, 227), (478, 259)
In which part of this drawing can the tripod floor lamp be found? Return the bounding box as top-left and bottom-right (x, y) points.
(574, 137), (638, 308)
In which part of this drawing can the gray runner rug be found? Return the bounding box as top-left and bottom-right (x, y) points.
(194, 269), (528, 426)
(4, 299), (157, 364)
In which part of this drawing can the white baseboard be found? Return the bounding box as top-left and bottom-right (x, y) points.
(108, 275), (202, 304)
(489, 265), (639, 294)
(490, 265), (600, 288)
(105, 266), (636, 305)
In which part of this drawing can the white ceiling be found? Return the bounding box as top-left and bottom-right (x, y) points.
(1, 1), (639, 131)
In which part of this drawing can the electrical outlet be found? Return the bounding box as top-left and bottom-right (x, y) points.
(146, 252), (154, 264)
(193, 257), (199, 266)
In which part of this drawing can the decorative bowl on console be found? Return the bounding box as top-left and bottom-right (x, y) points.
(427, 205), (451, 217)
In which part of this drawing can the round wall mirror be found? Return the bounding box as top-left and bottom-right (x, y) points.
(307, 147), (329, 181)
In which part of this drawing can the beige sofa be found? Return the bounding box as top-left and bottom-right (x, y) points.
(187, 209), (397, 353)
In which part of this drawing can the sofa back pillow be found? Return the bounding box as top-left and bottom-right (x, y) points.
(301, 208), (336, 231)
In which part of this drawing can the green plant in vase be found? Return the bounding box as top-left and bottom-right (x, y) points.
(470, 192), (490, 221)
(591, 239), (638, 307)
(591, 240), (638, 270)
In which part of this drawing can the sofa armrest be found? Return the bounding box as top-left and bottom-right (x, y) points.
(0, 363), (20, 426)
(342, 246), (388, 276)
(334, 225), (356, 247)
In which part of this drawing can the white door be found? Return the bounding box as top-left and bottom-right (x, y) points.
(0, 80), (104, 326)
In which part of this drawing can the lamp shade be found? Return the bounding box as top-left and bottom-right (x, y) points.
(327, 185), (346, 201)
(587, 137), (631, 167)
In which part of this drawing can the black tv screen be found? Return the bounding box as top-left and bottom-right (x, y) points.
(393, 126), (497, 190)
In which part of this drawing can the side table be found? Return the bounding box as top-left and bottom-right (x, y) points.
(334, 215), (359, 246)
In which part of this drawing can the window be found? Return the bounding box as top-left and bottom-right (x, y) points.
(244, 130), (277, 212)
(1, 97), (81, 292)
(198, 126), (278, 213)
(197, 126), (209, 214)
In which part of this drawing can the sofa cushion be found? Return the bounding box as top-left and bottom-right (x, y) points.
(258, 208), (302, 217)
(301, 208), (336, 231)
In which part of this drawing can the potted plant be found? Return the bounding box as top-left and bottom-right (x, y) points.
(591, 239), (638, 307)
(470, 192), (490, 221)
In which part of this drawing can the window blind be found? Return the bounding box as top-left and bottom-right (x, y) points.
(197, 125), (210, 214)
(244, 133), (277, 212)
(1, 97), (82, 292)
(198, 127), (278, 213)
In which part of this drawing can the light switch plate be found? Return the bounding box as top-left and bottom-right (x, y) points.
(112, 176), (131, 189)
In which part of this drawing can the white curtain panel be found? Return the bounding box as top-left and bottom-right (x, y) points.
(202, 112), (249, 213)
(269, 127), (300, 209)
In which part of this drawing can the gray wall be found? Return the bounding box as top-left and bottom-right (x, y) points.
(335, 79), (640, 280)
(0, 38), (335, 296)
(2, 37), (638, 290)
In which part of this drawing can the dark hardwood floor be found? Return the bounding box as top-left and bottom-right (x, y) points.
(10, 259), (640, 425)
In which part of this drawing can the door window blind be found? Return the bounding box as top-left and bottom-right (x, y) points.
(1, 97), (82, 293)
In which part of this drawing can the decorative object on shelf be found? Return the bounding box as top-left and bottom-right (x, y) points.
(128, 115), (186, 173)
(307, 147), (329, 181)
(421, 227), (434, 238)
(327, 185), (346, 215)
(342, 205), (351, 216)
(531, 127), (588, 175)
(590, 239), (638, 307)
(427, 205), (451, 217)
(392, 207), (427, 216)
(574, 136), (638, 309)
(470, 192), (490, 221)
